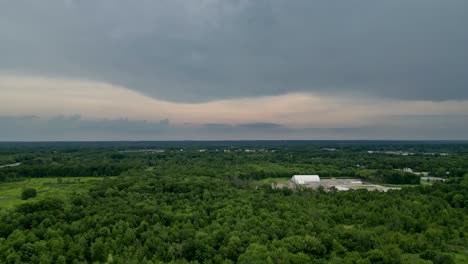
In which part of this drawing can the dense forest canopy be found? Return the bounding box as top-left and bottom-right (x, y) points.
(0, 141), (467, 263)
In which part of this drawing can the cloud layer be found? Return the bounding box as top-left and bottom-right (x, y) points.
(3, 75), (468, 127)
(2, 1), (468, 140)
(2, 75), (468, 140)
(2, 114), (468, 141)
(1, 0), (467, 102)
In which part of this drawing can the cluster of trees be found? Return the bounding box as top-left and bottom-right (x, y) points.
(0, 172), (466, 263)
(0, 142), (467, 263)
(0, 164), (131, 183)
(1, 142), (467, 184)
(355, 170), (420, 185)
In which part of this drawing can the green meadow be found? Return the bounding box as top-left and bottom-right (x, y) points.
(0, 177), (110, 210)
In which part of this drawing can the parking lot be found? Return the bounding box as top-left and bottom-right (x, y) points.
(274, 178), (401, 192)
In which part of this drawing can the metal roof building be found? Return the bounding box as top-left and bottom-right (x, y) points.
(292, 175), (320, 185)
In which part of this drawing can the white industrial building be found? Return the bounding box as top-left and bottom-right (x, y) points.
(291, 175), (320, 185)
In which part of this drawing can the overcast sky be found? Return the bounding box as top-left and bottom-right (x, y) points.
(1, 0), (468, 140)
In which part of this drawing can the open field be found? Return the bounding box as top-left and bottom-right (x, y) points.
(321, 178), (401, 192)
(454, 250), (468, 264)
(273, 178), (402, 192)
(0, 177), (112, 210)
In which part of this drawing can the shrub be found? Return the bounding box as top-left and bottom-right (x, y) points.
(21, 188), (37, 200)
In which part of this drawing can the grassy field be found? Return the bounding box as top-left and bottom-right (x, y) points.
(0, 177), (112, 210)
(454, 250), (468, 264)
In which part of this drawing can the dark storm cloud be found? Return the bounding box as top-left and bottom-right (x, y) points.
(1, 0), (467, 102)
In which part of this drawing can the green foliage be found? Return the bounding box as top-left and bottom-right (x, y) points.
(0, 142), (467, 263)
(356, 169), (421, 184)
(1, 172), (466, 263)
(20, 188), (36, 200)
(433, 254), (455, 264)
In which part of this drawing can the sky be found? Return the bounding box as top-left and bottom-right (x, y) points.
(1, 0), (468, 140)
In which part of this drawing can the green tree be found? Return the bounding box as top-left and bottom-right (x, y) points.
(91, 238), (108, 263)
(21, 188), (37, 200)
(433, 254), (455, 264)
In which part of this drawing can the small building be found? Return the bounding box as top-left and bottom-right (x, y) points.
(292, 175), (320, 185)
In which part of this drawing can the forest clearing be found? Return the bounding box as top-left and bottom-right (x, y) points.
(0, 177), (111, 209)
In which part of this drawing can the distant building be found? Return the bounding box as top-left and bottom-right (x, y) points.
(292, 175), (320, 185)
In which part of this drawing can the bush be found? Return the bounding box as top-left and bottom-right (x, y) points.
(21, 188), (37, 200)
(433, 254), (455, 264)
